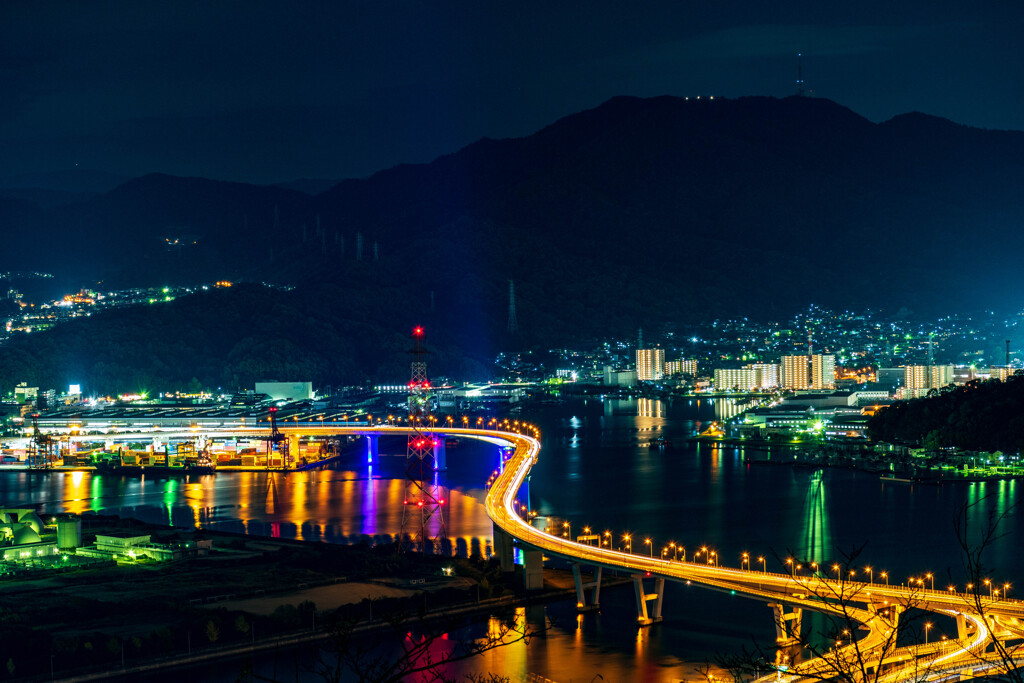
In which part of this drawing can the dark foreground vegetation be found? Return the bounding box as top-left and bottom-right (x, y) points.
(868, 374), (1024, 452)
(0, 515), (534, 682)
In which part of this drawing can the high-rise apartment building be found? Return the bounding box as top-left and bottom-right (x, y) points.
(664, 359), (698, 376)
(749, 363), (780, 389)
(903, 365), (955, 398)
(636, 348), (666, 381)
(811, 355), (836, 390)
(714, 368), (756, 391)
(781, 355), (810, 390)
(781, 354), (835, 390)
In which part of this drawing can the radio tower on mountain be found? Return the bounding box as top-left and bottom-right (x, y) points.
(507, 280), (518, 334)
(796, 53), (806, 96)
(400, 326), (448, 554)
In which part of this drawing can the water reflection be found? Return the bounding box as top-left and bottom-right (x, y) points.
(799, 470), (832, 562)
(0, 465), (494, 556)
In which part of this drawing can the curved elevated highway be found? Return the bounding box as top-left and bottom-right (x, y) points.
(479, 427), (1024, 683)
(38, 422), (1024, 681)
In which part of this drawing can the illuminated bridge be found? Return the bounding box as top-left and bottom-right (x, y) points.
(479, 427), (1024, 683)
(30, 423), (1024, 681)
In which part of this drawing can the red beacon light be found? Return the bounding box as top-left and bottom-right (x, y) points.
(412, 326), (424, 338)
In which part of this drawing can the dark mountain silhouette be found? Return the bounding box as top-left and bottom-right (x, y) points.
(0, 168), (128, 194)
(3, 95), (1024, 391)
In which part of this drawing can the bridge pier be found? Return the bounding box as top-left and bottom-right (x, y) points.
(523, 548), (544, 590)
(572, 564), (603, 612)
(492, 523), (514, 573)
(433, 438), (446, 471)
(633, 574), (664, 626)
(365, 434), (378, 465)
(768, 603), (803, 646)
(956, 613), (970, 640)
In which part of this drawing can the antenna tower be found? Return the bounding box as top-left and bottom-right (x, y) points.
(928, 332), (935, 368)
(400, 327), (448, 554)
(507, 280), (518, 334)
(796, 53), (805, 96)
(1007, 339), (1012, 368)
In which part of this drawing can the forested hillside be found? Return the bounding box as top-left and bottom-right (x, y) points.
(868, 375), (1024, 452)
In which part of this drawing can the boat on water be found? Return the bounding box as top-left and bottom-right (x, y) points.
(648, 436), (673, 449)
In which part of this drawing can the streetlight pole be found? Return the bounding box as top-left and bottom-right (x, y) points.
(645, 538), (653, 558)
(758, 556), (766, 573)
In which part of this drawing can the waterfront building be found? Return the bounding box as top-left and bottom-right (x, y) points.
(714, 368), (756, 392)
(781, 354), (835, 390)
(713, 363), (780, 391)
(664, 359), (698, 376)
(749, 363), (780, 389)
(603, 366), (638, 387)
(636, 349), (665, 381)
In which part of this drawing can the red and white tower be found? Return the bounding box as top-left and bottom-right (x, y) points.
(400, 326), (448, 554)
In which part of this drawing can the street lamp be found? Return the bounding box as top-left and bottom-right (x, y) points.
(623, 534), (632, 554)
(833, 564), (841, 580)
(880, 571), (888, 586)
(604, 530), (611, 547)
(645, 538), (653, 558)
(985, 579), (992, 597)
(924, 622), (932, 645)
(758, 556), (766, 573)
(865, 566), (873, 584)
(926, 572), (934, 591)
(742, 552), (750, 570)
(563, 521), (570, 539)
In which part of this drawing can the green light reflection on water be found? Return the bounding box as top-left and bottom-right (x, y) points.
(164, 479), (177, 526)
(799, 470), (832, 564)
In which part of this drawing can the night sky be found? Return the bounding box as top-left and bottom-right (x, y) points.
(3, 1), (1023, 185)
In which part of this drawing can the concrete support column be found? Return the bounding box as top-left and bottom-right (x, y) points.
(493, 523), (514, 573)
(365, 434), (378, 464)
(956, 613), (970, 640)
(523, 548), (544, 590)
(633, 574), (665, 626)
(769, 603), (803, 645)
(433, 437), (446, 471)
(572, 564), (603, 612)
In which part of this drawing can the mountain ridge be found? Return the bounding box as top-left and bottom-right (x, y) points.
(3, 94), (1024, 391)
